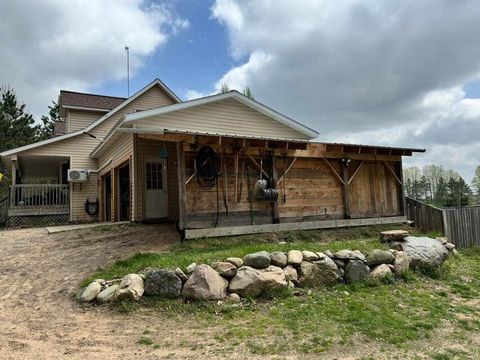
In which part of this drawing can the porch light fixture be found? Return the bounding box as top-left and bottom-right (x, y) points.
(159, 141), (168, 158)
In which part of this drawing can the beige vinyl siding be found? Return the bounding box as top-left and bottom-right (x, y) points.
(135, 138), (178, 221)
(136, 98), (310, 140)
(67, 109), (106, 132)
(91, 86), (175, 140)
(17, 85), (176, 221)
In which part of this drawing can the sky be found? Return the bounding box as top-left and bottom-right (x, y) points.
(1, 0), (480, 182)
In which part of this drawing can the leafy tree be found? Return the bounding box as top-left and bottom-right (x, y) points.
(472, 165), (480, 204)
(220, 83), (230, 93)
(0, 87), (39, 197)
(445, 176), (471, 207)
(37, 100), (60, 140)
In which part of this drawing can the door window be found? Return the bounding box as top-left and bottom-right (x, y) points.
(146, 162), (163, 190)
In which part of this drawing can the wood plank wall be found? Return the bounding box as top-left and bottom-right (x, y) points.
(184, 152), (402, 228)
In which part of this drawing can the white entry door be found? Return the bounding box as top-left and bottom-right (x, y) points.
(144, 158), (168, 219)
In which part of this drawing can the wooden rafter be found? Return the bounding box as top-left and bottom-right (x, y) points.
(323, 158), (345, 185)
(247, 153), (269, 178)
(383, 161), (402, 186)
(348, 160), (364, 185)
(277, 157), (297, 185)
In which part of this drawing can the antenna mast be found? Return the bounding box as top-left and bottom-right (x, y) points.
(125, 46), (130, 97)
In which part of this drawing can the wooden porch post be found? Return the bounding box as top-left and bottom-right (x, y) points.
(10, 159), (17, 208)
(271, 155), (280, 223)
(177, 142), (187, 233)
(341, 159), (350, 219)
(398, 160), (406, 217)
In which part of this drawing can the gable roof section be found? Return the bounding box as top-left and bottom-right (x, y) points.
(0, 79), (181, 157)
(59, 91), (126, 117)
(123, 91), (319, 138)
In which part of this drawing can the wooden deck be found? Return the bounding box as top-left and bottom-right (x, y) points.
(8, 184), (69, 217)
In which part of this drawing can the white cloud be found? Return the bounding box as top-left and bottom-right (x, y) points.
(210, 0), (480, 181)
(184, 89), (206, 100)
(0, 0), (187, 118)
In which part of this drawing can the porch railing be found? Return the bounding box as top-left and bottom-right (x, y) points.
(9, 184), (69, 214)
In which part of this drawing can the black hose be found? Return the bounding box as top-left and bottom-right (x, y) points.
(195, 146), (219, 190)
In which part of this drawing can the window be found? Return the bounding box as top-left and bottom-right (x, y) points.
(146, 162), (163, 190)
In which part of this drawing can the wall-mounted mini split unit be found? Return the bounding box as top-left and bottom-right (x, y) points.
(67, 169), (88, 182)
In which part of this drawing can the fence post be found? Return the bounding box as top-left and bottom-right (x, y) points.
(441, 209), (449, 239)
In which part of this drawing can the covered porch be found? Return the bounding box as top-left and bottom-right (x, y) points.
(7, 154), (70, 218)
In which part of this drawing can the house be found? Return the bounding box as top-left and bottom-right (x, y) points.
(0, 78), (424, 237)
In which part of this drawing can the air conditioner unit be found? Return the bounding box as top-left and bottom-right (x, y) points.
(68, 169), (88, 182)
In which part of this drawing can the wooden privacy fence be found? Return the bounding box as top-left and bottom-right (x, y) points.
(406, 197), (480, 248)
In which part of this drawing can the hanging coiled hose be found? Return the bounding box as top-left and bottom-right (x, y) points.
(195, 145), (220, 227)
(195, 145), (219, 190)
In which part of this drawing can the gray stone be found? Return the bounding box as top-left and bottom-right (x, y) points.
(371, 264), (393, 280)
(182, 265), (228, 300)
(435, 237), (448, 245)
(393, 251), (409, 275)
(393, 236), (449, 269)
(380, 230), (409, 242)
(302, 250), (319, 261)
(334, 259), (346, 269)
(287, 250), (303, 266)
(226, 257), (243, 268)
(366, 249), (395, 266)
(80, 281), (102, 303)
(186, 263), (197, 274)
(228, 293), (241, 303)
(297, 257), (342, 287)
(144, 269), (182, 298)
(93, 279), (106, 286)
(212, 261), (237, 278)
(229, 265), (287, 298)
(344, 260), (370, 284)
(270, 251), (288, 268)
(114, 274), (144, 301)
(444, 243), (456, 251)
(287, 281), (295, 289)
(283, 265), (298, 282)
(335, 249), (366, 262)
(96, 284), (119, 304)
(324, 250), (334, 258)
(316, 252), (327, 260)
(243, 251), (271, 269)
(175, 268), (188, 282)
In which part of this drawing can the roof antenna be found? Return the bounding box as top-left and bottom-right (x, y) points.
(125, 46), (130, 97)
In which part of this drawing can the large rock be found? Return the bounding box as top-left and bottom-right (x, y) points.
(182, 265), (228, 300)
(114, 274), (144, 301)
(226, 257), (243, 268)
(80, 281), (102, 302)
(175, 268), (188, 282)
(229, 266), (287, 298)
(393, 251), (409, 275)
(212, 261), (237, 278)
(243, 251), (271, 269)
(334, 249), (366, 262)
(366, 249), (395, 266)
(370, 264), (393, 280)
(270, 251), (288, 268)
(186, 263), (197, 274)
(283, 265), (298, 282)
(393, 236), (449, 269)
(297, 257), (342, 287)
(302, 251), (319, 261)
(287, 250), (303, 266)
(380, 230), (409, 242)
(144, 269), (182, 298)
(345, 260), (370, 283)
(96, 284), (119, 304)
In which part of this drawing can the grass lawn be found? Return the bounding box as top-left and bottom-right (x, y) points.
(84, 225), (480, 359)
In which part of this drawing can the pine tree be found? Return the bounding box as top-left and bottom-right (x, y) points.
(37, 100), (60, 141)
(434, 177), (448, 206)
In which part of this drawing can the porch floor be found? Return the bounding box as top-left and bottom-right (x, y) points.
(46, 221), (130, 234)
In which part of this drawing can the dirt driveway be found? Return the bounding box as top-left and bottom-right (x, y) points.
(0, 224), (194, 360)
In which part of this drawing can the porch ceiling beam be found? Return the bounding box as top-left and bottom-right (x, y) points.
(383, 161), (402, 186)
(323, 158), (345, 185)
